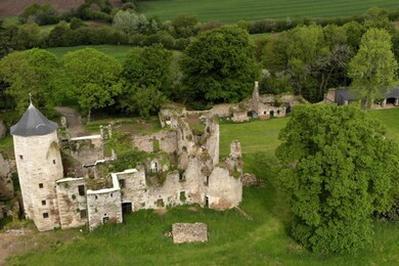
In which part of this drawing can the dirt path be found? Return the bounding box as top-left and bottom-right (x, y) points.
(0, 229), (33, 265)
(0, 226), (82, 265)
(55, 106), (88, 137)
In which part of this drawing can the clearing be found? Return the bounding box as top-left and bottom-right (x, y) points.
(138, 0), (399, 22)
(5, 107), (399, 265)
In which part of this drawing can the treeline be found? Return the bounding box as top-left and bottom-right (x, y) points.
(244, 7), (399, 34)
(0, 26), (257, 125)
(257, 7), (399, 103)
(0, 10), (204, 57)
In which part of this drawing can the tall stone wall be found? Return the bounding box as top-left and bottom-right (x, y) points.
(207, 167), (242, 209)
(56, 178), (87, 229)
(67, 135), (104, 166)
(87, 174), (122, 231)
(13, 132), (63, 231)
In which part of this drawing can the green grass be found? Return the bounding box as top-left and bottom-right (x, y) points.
(46, 45), (144, 63)
(138, 0), (399, 22)
(85, 116), (162, 135)
(7, 109), (399, 265)
(46, 45), (183, 66)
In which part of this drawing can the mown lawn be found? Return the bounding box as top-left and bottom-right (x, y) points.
(138, 0), (399, 22)
(46, 45), (144, 63)
(7, 107), (399, 265)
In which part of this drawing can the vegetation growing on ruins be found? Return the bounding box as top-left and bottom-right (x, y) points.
(5, 108), (399, 265)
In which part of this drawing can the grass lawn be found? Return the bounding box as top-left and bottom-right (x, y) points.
(46, 45), (183, 68)
(138, 0), (399, 22)
(7, 107), (399, 265)
(46, 45), (144, 63)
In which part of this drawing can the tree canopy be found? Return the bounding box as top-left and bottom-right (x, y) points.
(276, 104), (399, 254)
(118, 45), (171, 117)
(348, 28), (398, 107)
(0, 48), (65, 114)
(181, 26), (257, 106)
(63, 48), (122, 120)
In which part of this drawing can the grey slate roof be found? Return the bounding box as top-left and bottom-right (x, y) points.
(385, 88), (399, 99)
(335, 88), (357, 105)
(10, 104), (58, 137)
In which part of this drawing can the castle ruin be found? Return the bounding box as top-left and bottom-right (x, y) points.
(11, 103), (243, 231)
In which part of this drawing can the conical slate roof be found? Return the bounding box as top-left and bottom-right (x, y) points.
(10, 104), (58, 137)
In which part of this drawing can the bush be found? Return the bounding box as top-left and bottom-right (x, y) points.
(20, 3), (60, 25)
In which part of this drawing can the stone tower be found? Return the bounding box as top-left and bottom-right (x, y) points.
(251, 81), (260, 113)
(11, 103), (63, 231)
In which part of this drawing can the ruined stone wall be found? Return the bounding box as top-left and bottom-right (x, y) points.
(119, 167), (202, 211)
(132, 130), (177, 154)
(13, 132), (63, 231)
(56, 178), (87, 229)
(232, 111), (250, 123)
(67, 135), (104, 166)
(87, 174), (122, 230)
(205, 120), (219, 166)
(257, 104), (286, 119)
(207, 167), (242, 209)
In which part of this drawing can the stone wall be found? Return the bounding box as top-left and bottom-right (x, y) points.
(13, 132), (63, 231)
(87, 173), (122, 231)
(56, 177), (87, 229)
(207, 167), (242, 209)
(67, 135), (104, 166)
(132, 130), (177, 154)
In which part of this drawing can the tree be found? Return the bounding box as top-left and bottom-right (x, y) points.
(63, 48), (122, 121)
(181, 26), (257, 105)
(118, 84), (165, 117)
(118, 45), (171, 116)
(277, 104), (399, 254)
(113, 10), (158, 35)
(20, 3), (59, 25)
(348, 28), (398, 108)
(0, 48), (66, 114)
(170, 15), (198, 38)
(122, 45), (172, 91)
(364, 7), (394, 32)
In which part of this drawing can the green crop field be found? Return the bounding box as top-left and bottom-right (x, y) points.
(7, 108), (399, 265)
(138, 0), (399, 22)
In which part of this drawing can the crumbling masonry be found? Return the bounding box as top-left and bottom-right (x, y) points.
(11, 103), (243, 231)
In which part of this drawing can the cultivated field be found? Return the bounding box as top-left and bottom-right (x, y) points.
(138, 0), (399, 22)
(6, 108), (399, 265)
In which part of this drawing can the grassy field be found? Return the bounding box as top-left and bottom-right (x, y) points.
(138, 0), (399, 22)
(46, 45), (145, 63)
(46, 45), (183, 69)
(7, 107), (399, 265)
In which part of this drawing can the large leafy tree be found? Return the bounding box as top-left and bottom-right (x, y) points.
(348, 28), (398, 108)
(63, 48), (122, 121)
(181, 26), (257, 105)
(0, 48), (66, 114)
(118, 45), (171, 117)
(277, 104), (399, 254)
(122, 45), (172, 93)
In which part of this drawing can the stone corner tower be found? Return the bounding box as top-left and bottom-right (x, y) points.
(11, 103), (63, 231)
